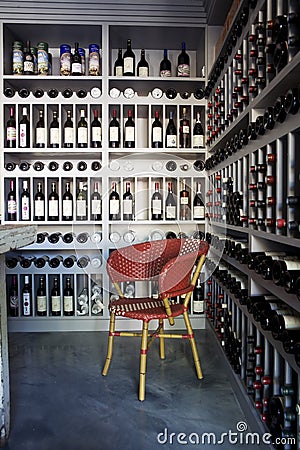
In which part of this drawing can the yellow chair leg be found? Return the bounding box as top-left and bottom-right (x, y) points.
(159, 319), (165, 360)
(139, 321), (149, 401)
(102, 314), (116, 376)
(183, 311), (203, 379)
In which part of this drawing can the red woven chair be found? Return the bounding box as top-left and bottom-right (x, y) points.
(102, 238), (209, 401)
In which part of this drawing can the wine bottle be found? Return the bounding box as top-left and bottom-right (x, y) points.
(63, 255), (77, 268)
(114, 48), (124, 76)
(4, 87), (16, 98)
(49, 111), (60, 148)
(51, 277), (61, 316)
(9, 275), (19, 317)
(7, 179), (17, 221)
(77, 255), (90, 268)
(36, 232), (49, 244)
(90, 181), (101, 220)
(193, 112), (204, 148)
(76, 181), (87, 220)
(91, 109), (102, 148)
(165, 111), (177, 148)
(177, 42), (190, 77)
(22, 275), (32, 316)
(193, 182), (205, 220)
(123, 181), (134, 220)
(123, 39), (135, 76)
(270, 309), (300, 340)
(137, 49), (149, 77)
(151, 111), (163, 148)
(48, 182), (59, 221)
(23, 41), (34, 75)
(109, 181), (120, 220)
(35, 109), (46, 148)
(36, 276), (47, 316)
(20, 179), (30, 221)
(34, 182), (45, 221)
(77, 109), (88, 148)
(63, 277), (74, 316)
(76, 232), (89, 244)
(63, 110), (74, 148)
(71, 42), (82, 76)
(109, 110), (120, 148)
(49, 255), (63, 269)
(151, 182), (163, 220)
(19, 107), (30, 148)
(179, 179), (191, 220)
(193, 280), (204, 314)
(62, 181), (73, 221)
(282, 269), (300, 294)
(6, 107), (16, 148)
(160, 49), (171, 77)
(48, 232), (62, 244)
(34, 255), (49, 268)
(124, 109), (135, 148)
(62, 232), (75, 244)
(179, 107), (190, 148)
(272, 259), (300, 286)
(165, 181), (176, 220)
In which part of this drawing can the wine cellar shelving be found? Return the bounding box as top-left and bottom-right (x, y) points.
(1, 21), (207, 330)
(205, 0), (300, 446)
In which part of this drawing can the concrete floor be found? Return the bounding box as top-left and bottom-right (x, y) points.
(3, 327), (271, 450)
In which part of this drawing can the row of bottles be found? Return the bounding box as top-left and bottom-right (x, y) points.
(5, 177), (205, 222)
(7, 273), (103, 317)
(6, 253), (102, 270)
(206, 271), (299, 447)
(4, 104), (204, 149)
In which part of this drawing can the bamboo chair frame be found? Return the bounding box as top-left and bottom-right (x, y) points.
(102, 238), (209, 401)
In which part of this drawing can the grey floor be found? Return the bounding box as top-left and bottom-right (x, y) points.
(3, 327), (271, 450)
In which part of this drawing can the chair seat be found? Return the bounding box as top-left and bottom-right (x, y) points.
(109, 297), (185, 321)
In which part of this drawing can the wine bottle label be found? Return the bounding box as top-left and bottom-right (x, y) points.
(19, 124), (28, 147)
(51, 296), (61, 312)
(125, 126), (135, 142)
(115, 66), (123, 76)
(71, 62), (81, 73)
(193, 135), (204, 147)
(194, 206), (205, 219)
(50, 128), (60, 145)
(183, 125), (190, 134)
(36, 128), (46, 145)
(194, 300), (204, 313)
(21, 197), (30, 220)
(265, 252), (287, 257)
(92, 127), (102, 142)
(24, 60), (34, 72)
(63, 200), (73, 217)
(91, 199), (101, 215)
(48, 199), (59, 217)
(180, 197), (189, 205)
(34, 200), (45, 217)
(124, 57), (134, 73)
(37, 296), (47, 312)
(152, 199), (162, 214)
(64, 127), (74, 144)
(110, 199), (120, 215)
(160, 69), (171, 77)
(78, 128), (88, 144)
(7, 200), (17, 214)
(281, 260), (300, 270)
(153, 128), (162, 143)
(138, 67), (148, 77)
(64, 296), (73, 312)
(22, 293), (31, 315)
(7, 127), (16, 141)
(76, 200), (87, 217)
(177, 64), (190, 77)
(280, 315), (300, 329)
(123, 199), (133, 214)
(109, 126), (119, 142)
(10, 295), (18, 310)
(166, 135), (177, 147)
(166, 205), (176, 219)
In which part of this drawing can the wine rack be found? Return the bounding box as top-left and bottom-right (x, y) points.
(1, 21), (207, 331)
(206, 0), (300, 446)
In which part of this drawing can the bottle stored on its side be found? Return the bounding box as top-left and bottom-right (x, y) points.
(36, 276), (47, 316)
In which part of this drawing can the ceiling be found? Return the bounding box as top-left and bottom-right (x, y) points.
(203, 0), (234, 25)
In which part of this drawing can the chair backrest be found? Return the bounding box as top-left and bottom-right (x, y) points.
(107, 238), (209, 298)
